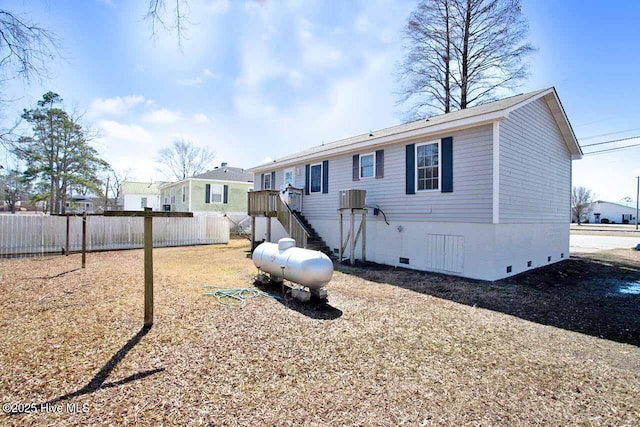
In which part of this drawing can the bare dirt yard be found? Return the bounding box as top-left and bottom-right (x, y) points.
(0, 240), (639, 425)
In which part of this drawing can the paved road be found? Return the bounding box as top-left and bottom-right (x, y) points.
(570, 234), (640, 253)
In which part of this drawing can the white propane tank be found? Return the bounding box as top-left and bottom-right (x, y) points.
(252, 238), (333, 289)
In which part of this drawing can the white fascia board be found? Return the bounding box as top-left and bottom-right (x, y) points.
(249, 110), (509, 173)
(160, 178), (253, 189)
(187, 178), (254, 185)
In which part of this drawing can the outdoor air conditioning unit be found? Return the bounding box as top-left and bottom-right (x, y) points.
(338, 189), (366, 210)
(163, 204), (171, 211)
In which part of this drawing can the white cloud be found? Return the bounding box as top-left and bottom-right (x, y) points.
(133, 64), (145, 73)
(98, 120), (154, 145)
(203, 68), (218, 79)
(177, 77), (204, 86)
(177, 68), (219, 86)
(89, 95), (145, 117)
(143, 109), (183, 124)
(193, 113), (209, 123)
(206, 0), (230, 15)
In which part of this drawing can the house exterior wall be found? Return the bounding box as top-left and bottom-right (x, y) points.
(301, 218), (568, 281)
(588, 202), (637, 224)
(123, 194), (162, 211)
(251, 97), (574, 281)
(161, 179), (252, 218)
(499, 98), (572, 223)
(257, 125), (494, 223)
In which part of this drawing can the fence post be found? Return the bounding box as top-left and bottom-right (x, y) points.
(66, 215), (70, 256)
(144, 208), (154, 327)
(82, 212), (87, 268)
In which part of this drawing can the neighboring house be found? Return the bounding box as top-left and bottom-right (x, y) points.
(119, 181), (168, 211)
(248, 87), (582, 281)
(63, 196), (97, 214)
(159, 163), (253, 220)
(587, 201), (637, 224)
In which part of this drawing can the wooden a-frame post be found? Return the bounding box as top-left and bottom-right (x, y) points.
(104, 209), (193, 327)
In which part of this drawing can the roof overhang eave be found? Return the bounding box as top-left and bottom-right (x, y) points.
(248, 110), (510, 173)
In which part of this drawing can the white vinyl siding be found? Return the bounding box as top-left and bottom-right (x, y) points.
(283, 125), (493, 223)
(499, 98), (571, 223)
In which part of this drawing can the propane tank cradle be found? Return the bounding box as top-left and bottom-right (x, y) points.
(252, 238), (333, 289)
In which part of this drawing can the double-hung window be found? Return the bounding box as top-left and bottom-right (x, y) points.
(310, 163), (322, 193)
(211, 184), (223, 203)
(263, 173), (272, 190)
(359, 153), (375, 179)
(416, 141), (439, 191)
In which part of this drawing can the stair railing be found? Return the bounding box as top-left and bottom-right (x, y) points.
(248, 190), (310, 248)
(275, 196), (310, 248)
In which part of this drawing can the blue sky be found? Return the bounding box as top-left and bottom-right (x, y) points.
(2, 0), (640, 204)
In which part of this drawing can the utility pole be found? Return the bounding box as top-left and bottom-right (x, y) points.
(636, 176), (640, 231)
(104, 175), (110, 211)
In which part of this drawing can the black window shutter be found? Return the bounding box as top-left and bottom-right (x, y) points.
(322, 160), (329, 193)
(352, 154), (360, 181)
(375, 149), (384, 179)
(223, 185), (229, 204)
(205, 183), (211, 203)
(406, 144), (415, 194)
(260, 174), (265, 190)
(441, 137), (453, 193)
(304, 164), (310, 195)
(271, 171), (276, 189)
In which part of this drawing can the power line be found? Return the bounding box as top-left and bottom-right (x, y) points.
(580, 127), (640, 140)
(583, 141), (640, 155)
(581, 135), (640, 147)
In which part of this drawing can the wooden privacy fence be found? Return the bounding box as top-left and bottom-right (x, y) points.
(0, 214), (229, 257)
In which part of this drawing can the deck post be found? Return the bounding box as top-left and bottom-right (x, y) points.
(251, 215), (256, 250)
(350, 210), (355, 266)
(338, 211), (343, 262)
(266, 216), (271, 243)
(361, 211), (366, 262)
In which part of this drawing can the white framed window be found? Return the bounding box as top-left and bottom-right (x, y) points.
(359, 152), (375, 179)
(211, 184), (223, 203)
(181, 185), (186, 203)
(170, 189), (175, 204)
(141, 197), (148, 208)
(263, 173), (272, 190)
(416, 141), (440, 191)
(310, 163), (322, 193)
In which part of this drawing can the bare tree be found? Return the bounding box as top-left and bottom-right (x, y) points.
(399, 0), (454, 116)
(571, 186), (594, 225)
(0, 9), (59, 83)
(398, 0), (534, 118)
(145, 0), (191, 48)
(156, 138), (215, 181)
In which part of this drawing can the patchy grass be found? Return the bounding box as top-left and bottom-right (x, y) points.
(0, 241), (639, 425)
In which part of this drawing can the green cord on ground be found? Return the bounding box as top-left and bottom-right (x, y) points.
(202, 286), (277, 308)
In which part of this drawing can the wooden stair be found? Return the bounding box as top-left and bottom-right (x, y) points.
(291, 211), (334, 258)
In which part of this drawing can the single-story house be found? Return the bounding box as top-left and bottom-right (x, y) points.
(248, 87), (582, 281)
(587, 200), (637, 224)
(119, 181), (169, 211)
(159, 163), (253, 221)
